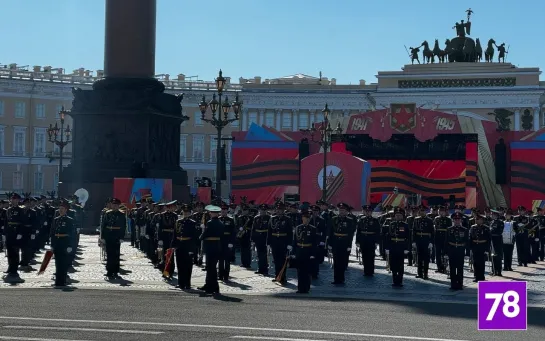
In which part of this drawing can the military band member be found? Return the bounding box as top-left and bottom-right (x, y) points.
(268, 202), (293, 284)
(146, 203), (161, 262)
(309, 205), (326, 278)
(172, 204), (198, 289)
(252, 204), (271, 275)
(158, 201), (178, 278)
(528, 209), (540, 264)
(0, 199), (7, 253)
(445, 212), (468, 290)
(100, 198), (126, 278)
(514, 206), (530, 267)
(535, 208), (545, 261)
(355, 205), (380, 276)
(379, 206), (393, 260)
(198, 205), (223, 294)
(135, 198), (148, 252)
(434, 206), (451, 273)
(469, 213), (491, 282)
(292, 210), (319, 294)
(502, 209), (516, 271)
(191, 202), (206, 266)
(329, 203), (355, 285)
(237, 204), (253, 268)
(19, 198), (37, 271)
(4, 193), (25, 278)
(384, 207), (409, 287)
(427, 206), (439, 263)
(406, 207), (415, 266)
(489, 210), (504, 276)
(219, 203), (235, 281)
(51, 200), (76, 287)
(412, 205), (434, 279)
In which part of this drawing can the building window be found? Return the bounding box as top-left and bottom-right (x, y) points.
(34, 127), (47, 156)
(13, 171), (23, 190)
(15, 102), (26, 118)
(0, 100), (4, 116)
(282, 112), (292, 128)
(192, 135), (204, 162)
(34, 171), (44, 192)
(315, 113), (324, 123)
(248, 112), (258, 128)
(265, 112), (274, 127)
(55, 105), (63, 119)
(0, 126), (4, 156)
(194, 112), (203, 126)
(298, 113), (309, 129)
(13, 127), (26, 156)
(210, 135), (217, 163)
(35, 104), (46, 119)
(53, 172), (59, 190)
(179, 134), (187, 161)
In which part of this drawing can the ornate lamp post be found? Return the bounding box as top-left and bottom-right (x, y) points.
(47, 106), (72, 183)
(300, 103), (343, 201)
(199, 70), (242, 200)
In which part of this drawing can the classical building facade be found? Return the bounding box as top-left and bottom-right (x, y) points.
(1, 63), (543, 196)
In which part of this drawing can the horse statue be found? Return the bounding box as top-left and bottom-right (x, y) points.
(463, 38), (476, 62)
(432, 39), (447, 63)
(421, 40), (435, 63)
(474, 38), (483, 62)
(485, 39), (496, 62)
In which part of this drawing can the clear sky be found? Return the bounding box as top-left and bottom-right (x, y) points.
(2, 0), (544, 84)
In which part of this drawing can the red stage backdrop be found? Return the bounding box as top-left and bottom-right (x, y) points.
(510, 142), (545, 209)
(300, 152), (372, 208)
(368, 160), (466, 205)
(231, 141), (300, 204)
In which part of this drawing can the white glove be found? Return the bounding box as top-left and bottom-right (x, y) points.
(16, 234), (22, 240)
(319, 242), (325, 246)
(200, 224), (205, 229)
(145, 235), (150, 239)
(239, 227), (243, 231)
(428, 243), (433, 250)
(36, 231), (40, 235)
(287, 245), (293, 251)
(228, 243), (233, 248)
(444, 255), (449, 261)
(404, 250), (409, 255)
(347, 248), (351, 252)
(67, 247), (72, 253)
(536, 238), (540, 242)
(484, 252), (489, 256)
(518, 223), (523, 227)
(156, 223), (160, 228)
(328, 246), (332, 250)
(356, 243), (360, 247)
(310, 256), (315, 259)
(158, 240), (164, 246)
(43, 222), (48, 226)
(412, 242), (416, 248)
(385, 250), (389, 255)
(2, 235), (6, 243)
(188, 252), (194, 255)
(31, 235), (36, 240)
(290, 255), (296, 259)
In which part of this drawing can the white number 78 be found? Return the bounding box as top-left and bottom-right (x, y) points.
(484, 290), (520, 321)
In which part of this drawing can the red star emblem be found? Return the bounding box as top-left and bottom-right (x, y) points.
(390, 104), (416, 133)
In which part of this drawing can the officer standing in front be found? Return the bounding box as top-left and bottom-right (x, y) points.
(198, 205), (223, 294)
(172, 204), (198, 289)
(535, 208), (545, 261)
(309, 205), (326, 278)
(469, 213), (491, 282)
(292, 209), (319, 294)
(100, 198), (127, 278)
(434, 206), (452, 273)
(412, 205), (434, 279)
(328, 203), (355, 285)
(384, 207), (410, 287)
(489, 209), (504, 276)
(445, 212), (469, 290)
(251, 204), (271, 275)
(218, 203), (235, 281)
(51, 200), (76, 287)
(355, 205), (380, 276)
(158, 201), (178, 278)
(268, 202), (293, 284)
(3, 193), (25, 279)
(514, 207), (530, 267)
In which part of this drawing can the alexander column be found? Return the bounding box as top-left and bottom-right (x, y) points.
(62, 0), (189, 230)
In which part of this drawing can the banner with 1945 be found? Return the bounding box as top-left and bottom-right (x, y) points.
(478, 281), (527, 330)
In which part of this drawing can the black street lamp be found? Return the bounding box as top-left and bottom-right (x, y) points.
(47, 107), (72, 184)
(199, 70), (242, 201)
(300, 103), (343, 202)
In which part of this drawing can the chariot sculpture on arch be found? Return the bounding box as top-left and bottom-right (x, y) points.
(407, 8), (509, 64)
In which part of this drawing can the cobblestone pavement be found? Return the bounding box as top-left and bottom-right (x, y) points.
(2, 235), (545, 305)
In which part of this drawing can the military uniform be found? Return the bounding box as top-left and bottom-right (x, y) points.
(172, 204), (199, 289)
(219, 204), (236, 281)
(489, 211), (504, 276)
(412, 206), (435, 279)
(0, 200), (7, 252)
(236, 206), (254, 268)
(528, 210), (540, 263)
(20, 198), (37, 269)
(514, 208), (530, 267)
(199, 205), (223, 294)
(502, 210), (516, 271)
(191, 202), (206, 266)
(535, 208), (545, 261)
(433, 207), (452, 273)
(100, 198), (127, 278)
(329, 203), (355, 285)
(293, 210), (319, 294)
(268, 202), (293, 284)
(252, 205), (271, 275)
(469, 215), (491, 282)
(51, 201), (76, 286)
(355, 205), (380, 276)
(158, 201), (178, 277)
(4, 194), (25, 277)
(384, 208), (410, 287)
(445, 212), (468, 290)
(309, 205), (326, 278)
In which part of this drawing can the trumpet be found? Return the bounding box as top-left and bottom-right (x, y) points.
(237, 216), (251, 238)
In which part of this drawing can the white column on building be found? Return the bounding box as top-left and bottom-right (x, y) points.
(534, 107), (540, 131)
(292, 109), (299, 131)
(258, 109), (265, 125)
(309, 110), (316, 125)
(242, 108), (249, 131)
(275, 109), (282, 130)
(514, 109), (520, 131)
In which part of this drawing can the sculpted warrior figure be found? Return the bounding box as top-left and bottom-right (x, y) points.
(409, 46), (421, 64)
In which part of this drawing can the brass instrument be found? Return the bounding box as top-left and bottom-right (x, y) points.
(237, 215), (252, 238)
(490, 239), (496, 275)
